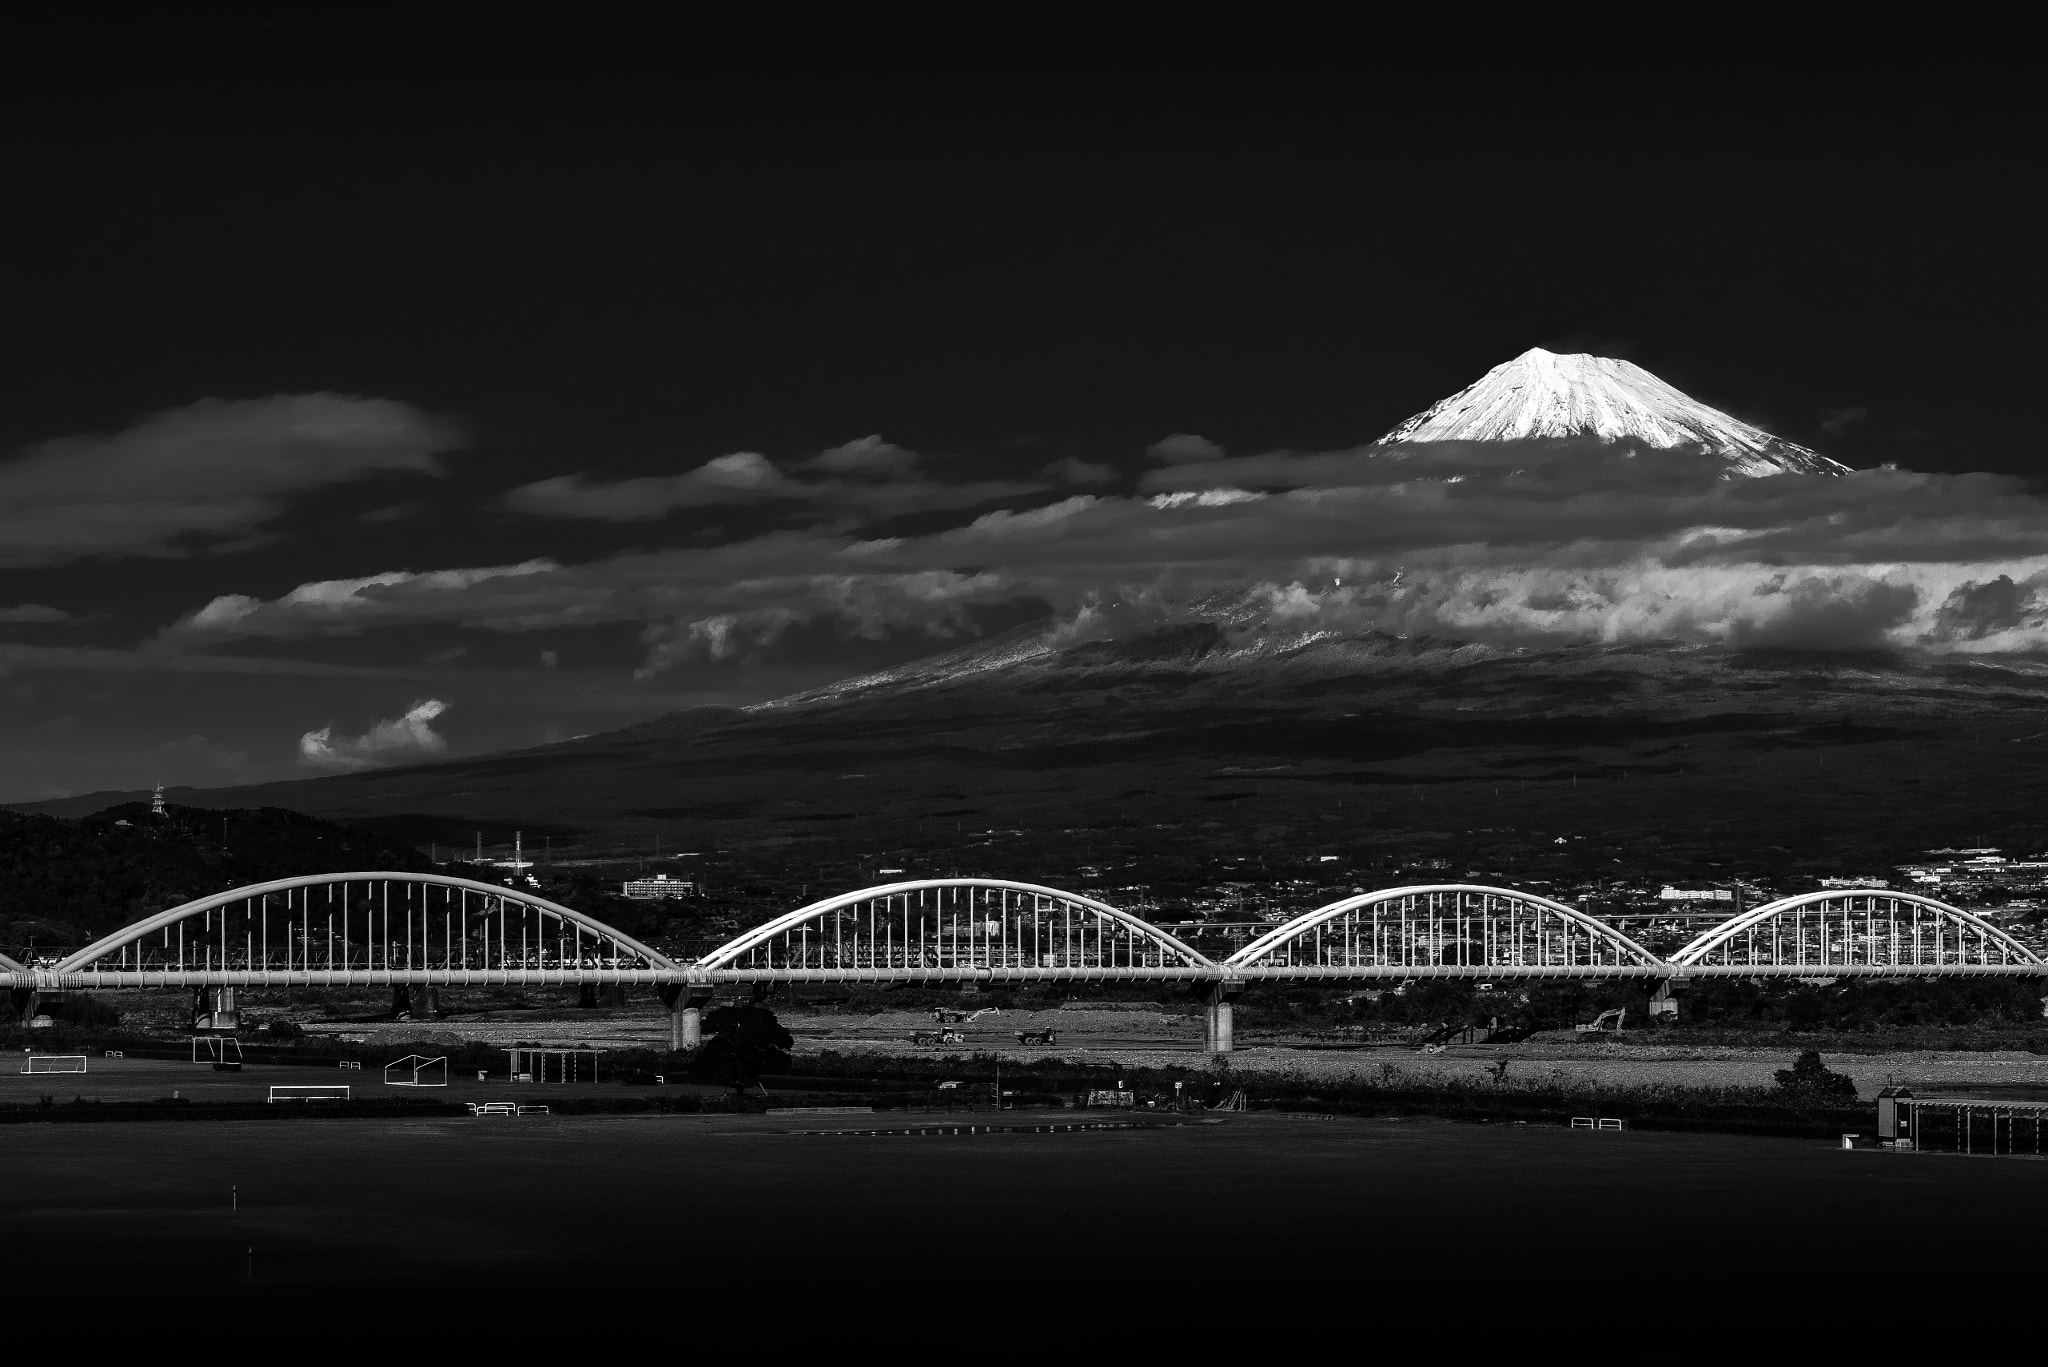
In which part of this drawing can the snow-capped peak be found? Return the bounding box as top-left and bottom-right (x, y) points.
(1378, 348), (1847, 477)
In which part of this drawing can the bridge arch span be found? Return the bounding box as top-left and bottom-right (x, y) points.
(697, 878), (1217, 980)
(1669, 889), (2042, 974)
(1224, 884), (1664, 978)
(51, 871), (678, 986)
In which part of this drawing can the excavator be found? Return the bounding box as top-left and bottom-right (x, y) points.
(931, 1006), (1002, 1025)
(1575, 1007), (1627, 1035)
(913, 1007), (1000, 1046)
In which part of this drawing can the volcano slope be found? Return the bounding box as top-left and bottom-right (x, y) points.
(19, 624), (2048, 892)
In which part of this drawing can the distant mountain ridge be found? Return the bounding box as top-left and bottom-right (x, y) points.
(1379, 348), (1847, 477)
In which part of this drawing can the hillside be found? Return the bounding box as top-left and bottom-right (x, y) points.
(13, 630), (2048, 901)
(0, 804), (432, 952)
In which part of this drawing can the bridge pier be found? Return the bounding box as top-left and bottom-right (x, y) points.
(1201, 981), (1244, 1054)
(11, 987), (38, 1024)
(191, 985), (238, 1032)
(659, 985), (715, 1051)
(391, 985), (413, 1021)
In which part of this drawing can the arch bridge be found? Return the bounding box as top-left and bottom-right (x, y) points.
(6, 875), (2039, 1052)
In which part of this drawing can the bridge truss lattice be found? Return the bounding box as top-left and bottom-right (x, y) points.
(1224, 884), (1665, 980)
(8, 876), (2046, 994)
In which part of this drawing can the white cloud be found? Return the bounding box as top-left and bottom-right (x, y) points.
(148, 440), (2048, 675)
(805, 435), (921, 477)
(1148, 489), (1267, 510)
(299, 699), (451, 771)
(501, 454), (794, 520)
(0, 604), (74, 623)
(174, 560), (562, 638)
(0, 395), (457, 565)
(501, 437), (1047, 525)
(1147, 433), (1225, 463)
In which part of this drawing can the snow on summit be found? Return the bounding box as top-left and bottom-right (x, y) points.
(1379, 348), (1848, 477)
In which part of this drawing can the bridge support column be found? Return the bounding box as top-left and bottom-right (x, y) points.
(11, 988), (38, 1024)
(191, 985), (238, 1032)
(659, 985), (715, 1051)
(390, 985), (413, 1021)
(1201, 980), (1244, 1054)
(1648, 977), (1689, 1021)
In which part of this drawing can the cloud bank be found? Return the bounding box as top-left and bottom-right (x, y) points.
(299, 699), (451, 771)
(500, 435), (1057, 528)
(0, 395), (458, 565)
(154, 435), (2048, 680)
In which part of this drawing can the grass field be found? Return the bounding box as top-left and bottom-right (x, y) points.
(18, 1002), (2048, 1108)
(5, 1109), (2047, 1321)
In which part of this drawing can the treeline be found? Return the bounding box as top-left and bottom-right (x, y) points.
(1235, 977), (2048, 1035)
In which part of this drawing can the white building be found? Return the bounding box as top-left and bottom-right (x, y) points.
(623, 873), (694, 900)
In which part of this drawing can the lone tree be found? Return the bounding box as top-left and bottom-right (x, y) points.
(691, 1004), (794, 1092)
(1774, 1049), (1857, 1101)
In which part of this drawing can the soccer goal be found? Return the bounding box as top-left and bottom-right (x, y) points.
(268, 1085), (350, 1103)
(506, 1047), (601, 1083)
(382, 1054), (448, 1088)
(191, 1035), (245, 1067)
(20, 1055), (87, 1075)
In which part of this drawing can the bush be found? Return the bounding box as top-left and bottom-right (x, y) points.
(690, 1006), (794, 1091)
(1773, 1050), (1857, 1101)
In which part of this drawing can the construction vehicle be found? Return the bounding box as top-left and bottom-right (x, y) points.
(931, 1007), (1001, 1025)
(912, 1028), (967, 1047)
(1575, 1007), (1627, 1034)
(1014, 1028), (1059, 1046)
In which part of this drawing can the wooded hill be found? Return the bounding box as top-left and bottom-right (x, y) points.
(0, 803), (431, 953)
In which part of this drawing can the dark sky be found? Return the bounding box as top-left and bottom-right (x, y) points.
(0, 32), (2037, 800)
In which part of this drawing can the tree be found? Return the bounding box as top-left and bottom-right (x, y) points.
(1773, 1049), (1856, 1101)
(690, 1004), (794, 1091)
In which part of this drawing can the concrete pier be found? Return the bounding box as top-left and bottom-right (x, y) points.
(1203, 981), (1243, 1053)
(191, 984), (238, 1031)
(659, 985), (715, 1051)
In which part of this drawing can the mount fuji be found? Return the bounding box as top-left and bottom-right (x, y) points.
(1379, 348), (1849, 477)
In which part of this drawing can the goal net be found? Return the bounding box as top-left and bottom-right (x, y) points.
(382, 1054), (448, 1087)
(190, 1035), (245, 1065)
(20, 1055), (87, 1075)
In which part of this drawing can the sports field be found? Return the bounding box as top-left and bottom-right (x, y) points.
(4, 1108), (2047, 1324)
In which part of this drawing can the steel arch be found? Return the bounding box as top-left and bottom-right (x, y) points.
(1225, 884), (1665, 977)
(0, 950), (24, 975)
(696, 879), (1218, 979)
(1669, 889), (2042, 971)
(52, 871), (679, 985)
